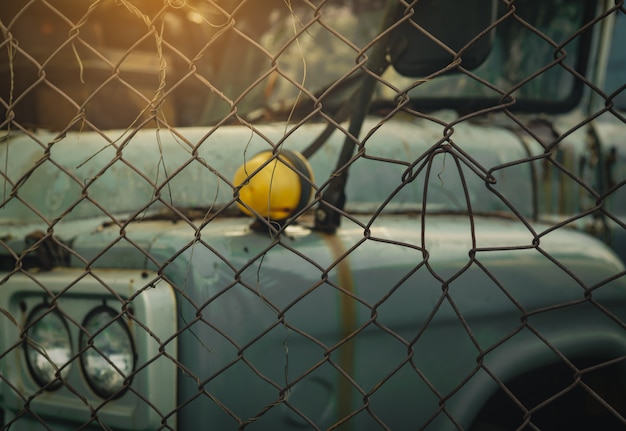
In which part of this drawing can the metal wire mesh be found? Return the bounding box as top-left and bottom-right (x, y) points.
(1, 0), (625, 430)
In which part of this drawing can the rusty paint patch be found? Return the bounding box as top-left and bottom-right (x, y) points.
(323, 233), (356, 429)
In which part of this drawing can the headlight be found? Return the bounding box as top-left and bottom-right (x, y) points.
(24, 306), (73, 389)
(80, 306), (135, 398)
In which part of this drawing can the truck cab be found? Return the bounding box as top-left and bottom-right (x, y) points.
(0, 0), (625, 429)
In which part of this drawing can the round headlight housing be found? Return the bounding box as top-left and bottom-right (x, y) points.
(24, 306), (73, 389)
(80, 306), (135, 398)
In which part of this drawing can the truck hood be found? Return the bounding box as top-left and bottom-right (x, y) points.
(0, 115), (533, 232)
(53, 207), (622, 338)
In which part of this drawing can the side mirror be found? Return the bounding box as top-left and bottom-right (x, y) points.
(389, 0), (497, 77)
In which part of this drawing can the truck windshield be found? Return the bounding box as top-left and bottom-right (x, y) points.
(216, 0), (593, 122)
(0, 0), (594, 130)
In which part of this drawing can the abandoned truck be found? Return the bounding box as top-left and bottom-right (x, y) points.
(0, 0), (625, 430)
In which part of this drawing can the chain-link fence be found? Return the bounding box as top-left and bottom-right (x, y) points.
(1, 0), (625, 430)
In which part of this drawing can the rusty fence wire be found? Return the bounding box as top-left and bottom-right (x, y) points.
(1, 0), (626, 430)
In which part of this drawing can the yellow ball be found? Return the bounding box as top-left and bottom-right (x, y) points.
(233, 150), (313, 221)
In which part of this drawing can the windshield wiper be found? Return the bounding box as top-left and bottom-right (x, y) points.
(313, 0), (405, 232)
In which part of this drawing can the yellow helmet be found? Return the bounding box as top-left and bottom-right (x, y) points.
(233, 149), (314, 222)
